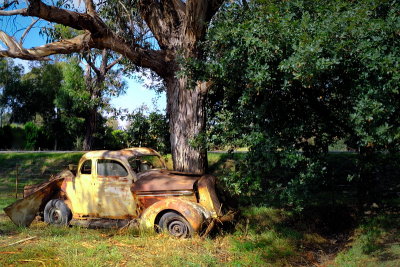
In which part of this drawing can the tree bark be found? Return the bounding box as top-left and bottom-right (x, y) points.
(166, 76), (208, 174)
(83, 107), (97, 150)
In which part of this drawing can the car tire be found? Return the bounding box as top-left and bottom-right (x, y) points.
(158, 211), (193, 238)
(44, 199), (72, 226)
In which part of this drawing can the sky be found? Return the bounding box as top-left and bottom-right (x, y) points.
(0, 4), (166, 127)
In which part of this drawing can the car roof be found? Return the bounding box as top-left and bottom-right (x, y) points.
(81, 147), (160, 161)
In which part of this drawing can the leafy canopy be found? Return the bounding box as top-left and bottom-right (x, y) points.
(201, 0), (400, 208)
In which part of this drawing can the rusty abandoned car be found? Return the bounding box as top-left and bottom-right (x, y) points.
(4, 148), (232, 238)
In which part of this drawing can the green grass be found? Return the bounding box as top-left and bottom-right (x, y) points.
(334, 214), (400, 267)
(0, 152), (84, 196)
(0, 152), (399, 266)
(0, 202), (300, 266)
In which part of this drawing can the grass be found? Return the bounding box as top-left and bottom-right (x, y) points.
(0, 203), (302, 266)
(0, 152), (84, 196)
(0, 152), (399, 266)
(334, 213), (400, 267)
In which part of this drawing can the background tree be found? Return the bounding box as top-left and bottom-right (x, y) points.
(44, 24), (126, 150)
(0, 0), (225, 174)
(126, 106), (170, 154)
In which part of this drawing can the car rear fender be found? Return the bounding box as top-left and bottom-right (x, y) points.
(139, 198), (208, 233)
(196, 175), (222, 217)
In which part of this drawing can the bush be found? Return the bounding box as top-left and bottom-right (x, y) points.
(218, 149), (400, 211)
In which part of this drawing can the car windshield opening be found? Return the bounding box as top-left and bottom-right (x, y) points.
(128, 155), (165, 173)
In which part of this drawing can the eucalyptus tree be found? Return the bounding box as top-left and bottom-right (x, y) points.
(44, 24), (126, 150)
(0, 0), (225, 173)
(79, 49), (125, 150)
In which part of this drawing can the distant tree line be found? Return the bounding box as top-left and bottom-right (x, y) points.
(0, 58), (170, 154)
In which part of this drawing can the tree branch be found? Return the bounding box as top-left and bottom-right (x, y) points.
(182, 0), (224, 51)
(0, 29), (170, 76)
(20, 18), (40, 45)
(0, 0), (19, 11)
(0, 31), (92, 60)
(83, 53), (101, 77)
(0, 8), (27, 16)
(85, 0), (96, 16)
(106, 54), (123, 72)
(25, 0), (107, 34)
(169, 0), (186, 21)
(139, 0), (182, 49)
(0, 1), (173, 76)
(100, 48), (107, 74)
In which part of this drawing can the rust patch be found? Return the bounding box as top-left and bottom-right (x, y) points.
(137, 191), (196, 208)
(132, 170), (200, 191)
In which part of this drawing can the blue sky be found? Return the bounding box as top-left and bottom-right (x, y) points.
(0, 10), (166, 122)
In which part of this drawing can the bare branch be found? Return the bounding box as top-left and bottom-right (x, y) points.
(106, 54), (123, 72)
(0, 8), (27, 16)
(0, 1), (173, 76)
(0, 31), (92, 60)
(24, 1), (107, 34)
(19, 18), (40, 45)
(83, 53), (101, 76)
(85, 0), (96, 16)
(100, 48), (107, 74)
(0, 29), (170, 77)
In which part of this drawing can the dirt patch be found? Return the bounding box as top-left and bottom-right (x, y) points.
(287, 205), (357, 266)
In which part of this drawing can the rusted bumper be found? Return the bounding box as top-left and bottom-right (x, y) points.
(201, 210), (236, 237)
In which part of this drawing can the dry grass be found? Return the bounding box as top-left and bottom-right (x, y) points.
(0, 152), (399, 266)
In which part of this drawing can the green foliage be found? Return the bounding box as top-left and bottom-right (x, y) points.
(6, 62), (63, 124)
(201, 0), (400, 209)
(126, 107), (170, 153)
(57, 59), (89, 114)
(101, 129), (129, 150)
(24, 121), (42, 150)
(1, 56), (129, 150)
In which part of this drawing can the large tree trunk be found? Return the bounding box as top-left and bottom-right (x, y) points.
(166, 76), (208, 174)
(83, 107), (96, 150)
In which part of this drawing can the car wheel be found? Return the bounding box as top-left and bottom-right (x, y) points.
(44, 199), (72, 226)
(158, 211), (193, 238)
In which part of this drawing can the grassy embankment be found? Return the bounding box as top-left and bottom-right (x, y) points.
(0, 152), (398, 266)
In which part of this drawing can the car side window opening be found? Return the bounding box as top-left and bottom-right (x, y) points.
(97, 159), (128, 177)
(80, 160), (92, 175)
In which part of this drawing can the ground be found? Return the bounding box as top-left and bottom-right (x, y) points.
(0, 152), (399, 266)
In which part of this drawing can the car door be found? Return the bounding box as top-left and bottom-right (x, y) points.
(65, 159), (97, 216)
(94, 159), (138, 218)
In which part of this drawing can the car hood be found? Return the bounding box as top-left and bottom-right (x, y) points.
(131, 170), (202, 192)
